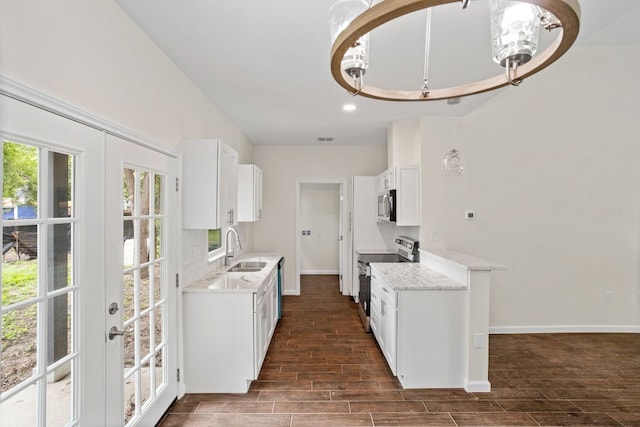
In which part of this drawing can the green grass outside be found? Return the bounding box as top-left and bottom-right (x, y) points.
(2, 259), (38, 345)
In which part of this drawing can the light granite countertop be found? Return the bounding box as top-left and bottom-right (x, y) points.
(183, 253), (283, 293)
(421, 248), (507, 271)
(370, 262), (467, 291)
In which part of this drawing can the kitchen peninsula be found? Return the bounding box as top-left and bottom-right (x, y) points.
(370, 248), (506, 392)
(182, 254), (283, 393)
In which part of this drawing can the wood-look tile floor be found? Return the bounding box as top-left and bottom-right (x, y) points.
(158, 275), (640, 426)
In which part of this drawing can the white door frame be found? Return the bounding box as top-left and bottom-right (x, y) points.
(295, 181), (345, 295)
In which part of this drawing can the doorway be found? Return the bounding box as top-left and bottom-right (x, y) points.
(295, 182), (344, 295)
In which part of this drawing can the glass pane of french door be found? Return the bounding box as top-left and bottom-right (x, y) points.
(105, 134), (177, 427)
(122, 168), (167, 424)
(0, 140), (78, 426)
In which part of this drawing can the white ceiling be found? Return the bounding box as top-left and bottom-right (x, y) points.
(115, 0), (640, 146)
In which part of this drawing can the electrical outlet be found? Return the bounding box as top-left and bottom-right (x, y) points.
(430, 231), (438, 241)
(465, 211), (475, 220)
(473, 333), (486, 349)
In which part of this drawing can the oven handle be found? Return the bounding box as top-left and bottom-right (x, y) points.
(357, 259), (369, 276)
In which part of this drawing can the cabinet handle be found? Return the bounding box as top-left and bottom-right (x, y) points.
(382, 287), (389, 294)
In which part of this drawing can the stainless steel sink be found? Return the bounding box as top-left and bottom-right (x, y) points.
(227, 261), (267, 273)
(236, 261), (267, 269)
(227, 267), (262, 272)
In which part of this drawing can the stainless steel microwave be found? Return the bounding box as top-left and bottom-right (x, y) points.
(377, 189), (396, 222)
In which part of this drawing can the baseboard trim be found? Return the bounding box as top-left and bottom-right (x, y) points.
(300, 270), (339, 275)
(490, 325), (640, 334)
(464, 380), (491, 393)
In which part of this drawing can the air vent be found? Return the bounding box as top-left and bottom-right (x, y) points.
(317, 137), (334, 142)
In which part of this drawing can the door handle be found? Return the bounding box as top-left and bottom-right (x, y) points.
(108, 326), (131, 340)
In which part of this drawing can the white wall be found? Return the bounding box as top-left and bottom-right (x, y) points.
(0, 0), (252, 157)
(388, 118), (421, 168)
(253, 144), (388, 294)
(0, 0), (256, 283)
(300, 183), (341, 274)
(419, 44), (640, 330)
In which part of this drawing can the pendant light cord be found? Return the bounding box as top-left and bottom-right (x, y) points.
(421, 8), (432, 97)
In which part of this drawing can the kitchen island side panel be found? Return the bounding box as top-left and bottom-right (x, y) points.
(396, 289), (467, 388)
(183, 292), (255, 393)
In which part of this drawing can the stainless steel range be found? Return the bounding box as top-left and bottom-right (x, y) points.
(357, 236), (419, 331)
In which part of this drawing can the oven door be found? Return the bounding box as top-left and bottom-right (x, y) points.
(357, 259), (371, 331)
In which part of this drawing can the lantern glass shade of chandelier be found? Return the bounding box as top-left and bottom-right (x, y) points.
(328, 0), (371, 94)
(328, 0), (581, 101)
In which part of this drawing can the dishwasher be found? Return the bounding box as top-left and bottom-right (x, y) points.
(277, 257), (285, 319)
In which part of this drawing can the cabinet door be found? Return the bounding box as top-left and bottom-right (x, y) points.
(395, 166), (420, 226)
(220, 142), (238, 226)
(385, 169), (396, 190)
(182, 139), (220, 229)
(369, 269), (382, 342)
(269, 273), (278, 337)
(255, 166), (263, 220)
(380, 284), (397, 374)
(254, 290), (266, 376)
(238, 164), (263, 222)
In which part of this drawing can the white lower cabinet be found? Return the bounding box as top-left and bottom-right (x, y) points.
(183, 268), (278, 393)
(369, 271), (382, 339)
(370, 265), (467, 388)
(379, 280), (397, 374)
(254, 269), (277, 375)
(370, 268), (397, 374)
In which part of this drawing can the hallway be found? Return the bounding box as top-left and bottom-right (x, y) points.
(159, 275), (640, 426)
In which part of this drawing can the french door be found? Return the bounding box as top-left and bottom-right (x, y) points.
(0, 94), (105, 425)
(104, 134), (178, 426)
(0, 91), (178, 425)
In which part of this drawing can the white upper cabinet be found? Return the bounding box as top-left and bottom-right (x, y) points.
(377, 168), (396, 192)
(237, 164), (263, 222)
(395, 166), (420, 226)
(220, 142), (239, 226)
(182, 139), (238, 229)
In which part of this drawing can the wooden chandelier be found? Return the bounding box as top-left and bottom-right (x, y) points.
(329, 0), (581, 101)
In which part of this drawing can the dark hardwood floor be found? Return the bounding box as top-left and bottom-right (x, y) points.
(158, 275), (640, 426)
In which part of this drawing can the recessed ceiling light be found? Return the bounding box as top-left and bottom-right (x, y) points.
(342, 103), (356, 112)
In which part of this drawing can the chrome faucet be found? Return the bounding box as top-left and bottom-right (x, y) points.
(224, 227), (243, 266)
